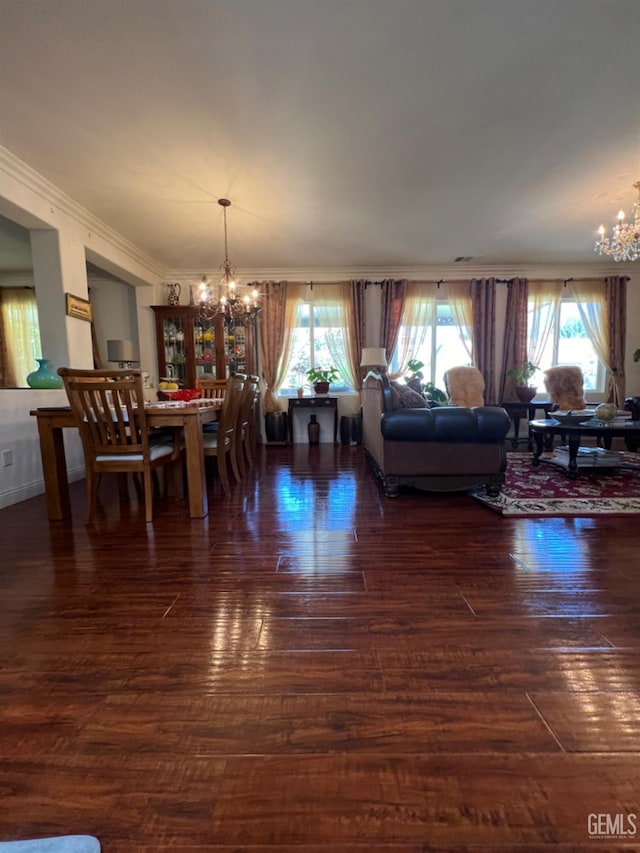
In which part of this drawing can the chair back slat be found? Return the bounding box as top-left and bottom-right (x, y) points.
(196, 378), (227, 399)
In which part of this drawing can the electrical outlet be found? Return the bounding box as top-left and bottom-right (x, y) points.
(2, 449), (13, 467)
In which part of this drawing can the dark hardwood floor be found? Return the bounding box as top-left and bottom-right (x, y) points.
(1, 444), (640, 851)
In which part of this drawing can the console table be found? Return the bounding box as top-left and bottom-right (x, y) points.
(288, 396), (339, 444)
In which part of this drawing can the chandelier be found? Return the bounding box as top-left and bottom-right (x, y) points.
(197, 198), (260, 324)
(594, 180), (640, 262)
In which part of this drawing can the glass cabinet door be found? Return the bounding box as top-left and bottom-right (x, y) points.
(226, 320), (247, 376)
(193, 315), (217, 380)
(161, 314), (187, 385)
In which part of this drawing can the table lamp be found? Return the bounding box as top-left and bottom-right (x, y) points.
(106, 339), (140, 369)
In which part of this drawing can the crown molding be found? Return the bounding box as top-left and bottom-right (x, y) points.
(0, 145), (165, 280)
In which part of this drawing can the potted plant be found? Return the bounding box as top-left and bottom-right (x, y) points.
(405, 360), (447, 403)
(423, 381), (447, 404)
(405, 358), (425, 394)
(633, 348), (640, 363)
(507, 361), (539, 403)
(305, 366), (339, 395)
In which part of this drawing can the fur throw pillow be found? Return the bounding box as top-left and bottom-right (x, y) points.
(543, 366), (587, 410)
(444, 366), (485, 407)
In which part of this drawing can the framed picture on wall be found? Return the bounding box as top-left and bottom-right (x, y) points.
(65, 293), (93, 322)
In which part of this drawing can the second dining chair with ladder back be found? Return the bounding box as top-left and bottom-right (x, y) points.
(58, 367), (182, 523)
(202, 373), (244, 494)
(235, 374), (260, 477)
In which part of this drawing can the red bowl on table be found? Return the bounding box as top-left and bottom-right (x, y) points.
(159, 388), (201, 402)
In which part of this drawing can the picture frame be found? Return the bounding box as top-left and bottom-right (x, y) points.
(65, 293), (93, 322)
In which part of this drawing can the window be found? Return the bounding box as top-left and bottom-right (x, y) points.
(390, 298), (470, 390)
(529, 296), (605, 392)
(281, 300), (354, 393)
(0, 287), (42, 387)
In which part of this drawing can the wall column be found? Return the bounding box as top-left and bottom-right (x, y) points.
(30, 227), (93, 371)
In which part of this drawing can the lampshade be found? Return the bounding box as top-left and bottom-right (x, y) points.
(360, 347), (387, 367)
(106, 339), (139, 364)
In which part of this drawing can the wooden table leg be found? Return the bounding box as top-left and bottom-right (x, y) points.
(183, 416), (208, 518)
(37, 420), (71, 520)
(567, 434), (581, 479)
(531, 431), (544, 466)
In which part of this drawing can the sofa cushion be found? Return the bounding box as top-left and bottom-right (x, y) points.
(381, 405), (510, 443)
(390, 380), (428, 409)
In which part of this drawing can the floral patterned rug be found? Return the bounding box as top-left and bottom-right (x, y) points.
(471, 452), (640, 517)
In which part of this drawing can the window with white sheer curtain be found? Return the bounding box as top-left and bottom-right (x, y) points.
(388, 283), (472, 389)
(0, 287), (42, 387)
(279, 284), (356, 393)
(527, 281), (605, 392)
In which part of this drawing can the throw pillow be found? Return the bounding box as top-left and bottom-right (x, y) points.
(390, 380), (428, 408)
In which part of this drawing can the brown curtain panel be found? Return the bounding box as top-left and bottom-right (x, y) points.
(256, 281), (287, 413)
(499, 277), (528, 402)
(349, 280), (367, 377)
(605, 275), (628, 406)
(471, 278), (497, 404)
(380, 279), (408, 359)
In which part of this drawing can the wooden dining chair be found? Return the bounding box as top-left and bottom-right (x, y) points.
(195, 378), (227, 399)
(235, 374), (260, 477)
(202, 373), (245, 494)
(58, 367), (182, 523)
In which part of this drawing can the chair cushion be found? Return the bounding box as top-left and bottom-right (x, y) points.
(202, 433), (231, 450)
(96, 443), (174, 463)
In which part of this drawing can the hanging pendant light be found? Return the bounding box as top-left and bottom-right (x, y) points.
(197, 198), (260, 323)
(594, 180), (640, 262)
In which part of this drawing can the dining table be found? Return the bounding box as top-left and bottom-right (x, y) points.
(30, 399), (222, 520)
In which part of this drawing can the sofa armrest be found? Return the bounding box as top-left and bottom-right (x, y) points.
(363, 370), (394, 413)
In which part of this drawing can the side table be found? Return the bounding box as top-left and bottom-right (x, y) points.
(288, 396), (339, 444)
(500, 400), (553, 450)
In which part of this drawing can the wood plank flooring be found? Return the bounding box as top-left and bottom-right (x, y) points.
(1, 444), (640, 851)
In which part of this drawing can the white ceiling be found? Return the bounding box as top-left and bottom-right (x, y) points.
(1, 0), (639, 275)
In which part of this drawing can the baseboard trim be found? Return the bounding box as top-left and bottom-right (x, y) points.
(0, 466), (85, 510)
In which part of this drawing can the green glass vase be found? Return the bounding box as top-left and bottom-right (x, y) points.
(26, 358), (63, 389)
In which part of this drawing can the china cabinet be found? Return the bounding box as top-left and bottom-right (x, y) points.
(151, 306), (257, 388)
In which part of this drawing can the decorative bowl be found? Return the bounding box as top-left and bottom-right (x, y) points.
(551, 409), (596, 426)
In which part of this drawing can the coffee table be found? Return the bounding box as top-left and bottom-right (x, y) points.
(529, 418), (640, 478)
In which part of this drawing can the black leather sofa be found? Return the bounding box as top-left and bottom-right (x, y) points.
(361, 371), (511, 497)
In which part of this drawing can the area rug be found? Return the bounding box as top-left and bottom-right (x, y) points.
(471, 452), (640, 517)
